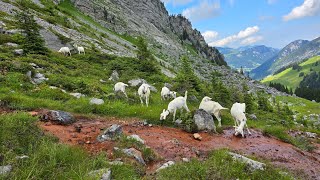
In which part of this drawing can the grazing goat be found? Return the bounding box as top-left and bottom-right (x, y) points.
(58, 47), (71, 56)
(199, 96), (228, 127)
(114, 82), (129, 98)
(160, 91), (190, 122)
(74, 44), (85, 54)
(138, 83), (151, 107)
(161, 86), (177, 100)
(231, 102), (251, 137)
(231, 102), (246, 126)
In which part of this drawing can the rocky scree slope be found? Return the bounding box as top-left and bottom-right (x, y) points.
(0, 0), (284, 95)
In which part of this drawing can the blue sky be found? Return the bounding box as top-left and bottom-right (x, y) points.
(161, 0), (320, 49)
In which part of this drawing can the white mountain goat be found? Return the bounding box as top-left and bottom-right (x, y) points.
(198, 96), (228, 127)
(114, 82), (129, 98)
(138, 83), (151, 107)
(160, 91), (190, 122)
(231, 102), (251, 137)
(161, 86), (177, 100)
(231, 102), (246, 126)
(74, 44), (85, 55)
(58, 47), (71, 56)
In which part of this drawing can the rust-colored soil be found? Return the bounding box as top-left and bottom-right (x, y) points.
(38, 114), (320, 179)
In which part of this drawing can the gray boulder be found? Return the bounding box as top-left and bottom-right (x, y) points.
(122, 148), (146, 165)
(69, 93), (85, 99)
(127, 134), (145, 144)
(108, 70), (119, 82)
(14, 49), (23, 55)
(97, 124), (122, 142)
(41, 110), (76, 125)
(156, 161), (175, 172)
(90, 98), (104, 105)
(164, 83), (173, 89)
(0, 165), (12, 175)
(128, 78), (147, 87)
(249, 114), (257, 120)
(228, 152), (265, 171)
(149, 84), (158, 92)
(193, 109), (216, 132)
(305, 132), (317, 138)
(5, 42), (18, 47)
(88, 168), (111, 180)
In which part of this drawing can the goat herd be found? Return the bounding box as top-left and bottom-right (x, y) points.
(58, 46), (250, 137)
(115, 82), (251, 138)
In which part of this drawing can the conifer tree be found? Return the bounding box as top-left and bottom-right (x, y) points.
(15, 9), (48, 55)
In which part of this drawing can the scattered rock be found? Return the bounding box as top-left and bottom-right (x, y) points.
(108, 70), (119, 82)
(100, 79), (107, 83)
(69, 92), (85, 99)
(149, 84), (158, 92)
(28, 72), (48, 84)
(127, 134), (145, 144)
(249, 114), (257, 120)
(305, 132), (317, 138)
(5, 42), (18, 47)
(228, 152), (265, 171)
(89, 98), (104, 105)
(182, 158), (189, 162)
(88, 168), (111, 180)
(97, 124), (122, 142)
(122, 148), (146, 165)
(108, 160), (124, 165)
(193, 109), (216, 133)
(74, 124), (82, 133)
(40, 110), (75, 125)
(189, 95), (198, 102)
(15, 155), (29, 160)
(156, 161), (175, 172)
(128, 78), (147, 87)
(193, 133), (202, 141)
(164, 83), (173, 89)
(14, 49), (23, 55)
(175, 119), (182, 126)
(143, 120), (148, 126)
(0, 165), (12, 175)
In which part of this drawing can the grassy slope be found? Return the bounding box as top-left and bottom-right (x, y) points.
(0, 1), (318, 179)
(262, 56), (320, 90)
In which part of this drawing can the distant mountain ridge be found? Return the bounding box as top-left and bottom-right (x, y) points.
(217, 45), (279, 70)
(251, 37), (320, 80)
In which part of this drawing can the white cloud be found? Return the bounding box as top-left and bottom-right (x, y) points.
(267, 0), (277, 5)
(240, 36), (263, 45)
(202, 31), (219, 43)
(182, 0), (220, 22)
(283, 0), (320, 21)
(161, 0), (193, 6)
(208, 26), (260, 47)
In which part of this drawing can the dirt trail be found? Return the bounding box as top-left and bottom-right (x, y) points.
(38, 115), (320, 179)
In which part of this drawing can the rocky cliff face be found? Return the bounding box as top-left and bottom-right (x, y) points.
(69, 0), (226, 66)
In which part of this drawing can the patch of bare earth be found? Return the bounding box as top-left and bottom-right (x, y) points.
(37, 114), (320, 179)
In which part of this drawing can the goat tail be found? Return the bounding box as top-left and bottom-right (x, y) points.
(184, 91), (188, 100)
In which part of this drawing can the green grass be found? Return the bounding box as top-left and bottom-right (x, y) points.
(0, 112), (139, 180)
(262, 56), (320, 90)
(156, 149), (295, 180)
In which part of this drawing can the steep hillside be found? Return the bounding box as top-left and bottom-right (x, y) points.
(217, 45), (279, 70)
(0, 0), (284, 94)
(262, 56), (320, 90)
(251, 38), (320, 80)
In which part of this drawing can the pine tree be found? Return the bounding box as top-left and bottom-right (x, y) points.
(136, 37), (153, 61)
(243, 84), (255, 113)
(15, 9), (48, 55)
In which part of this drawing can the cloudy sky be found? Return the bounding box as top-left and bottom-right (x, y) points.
(161, 0), (320, 49)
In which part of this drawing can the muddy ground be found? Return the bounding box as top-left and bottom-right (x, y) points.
(36, 113), (320, 179)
